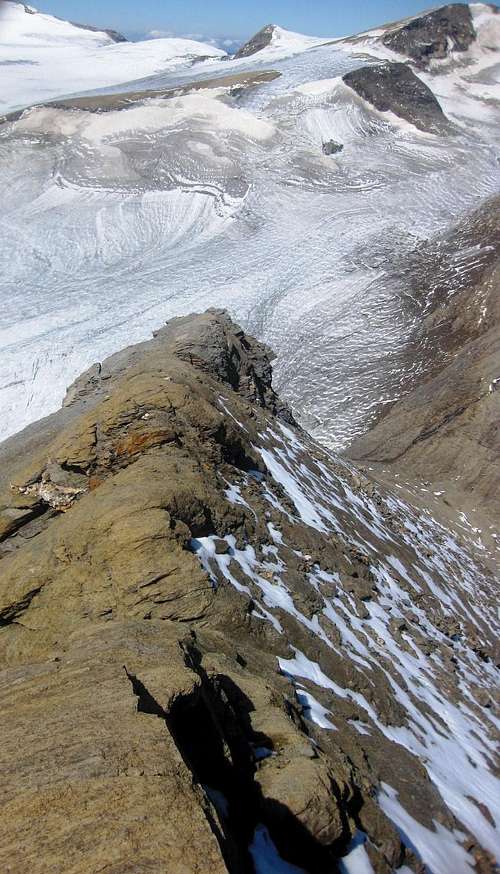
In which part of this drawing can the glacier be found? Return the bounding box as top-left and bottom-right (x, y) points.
(0, 2), (499, 453)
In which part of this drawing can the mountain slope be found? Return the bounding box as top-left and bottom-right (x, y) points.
(0, 7), (499, 871)
(348, 195), (500, 535)
(0, 0), (226, 113)
(234, 24), (330, 60)
(0, 0), (124, 45)
(0, 310), (498, 873)
(338, 3), (500, 126)
(381, 3), (477, 65)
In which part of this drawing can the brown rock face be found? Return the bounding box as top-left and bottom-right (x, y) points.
(0, 624), (229, 874)
(0, 309), (498, 872)
(348, 196), (500, 537)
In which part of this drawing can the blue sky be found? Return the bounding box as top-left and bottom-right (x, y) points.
(35, 0), (436, 42)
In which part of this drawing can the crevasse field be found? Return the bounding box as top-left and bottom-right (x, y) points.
(0, 2), (499, 449)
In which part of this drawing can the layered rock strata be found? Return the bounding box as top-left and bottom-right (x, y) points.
(0, 310), (498, 872)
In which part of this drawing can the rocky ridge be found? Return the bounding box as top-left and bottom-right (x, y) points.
(348, 195), (500, 544)
(234, 25), (276, 58)
(381, 3), (477, 66)
(0, 310), (498, 873)
(69, 20), (128, 43)
(342, 62), (450, 133)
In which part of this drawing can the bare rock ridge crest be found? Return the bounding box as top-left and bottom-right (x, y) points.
(0, 310), (498, 873)
(234, 25), (277, 58)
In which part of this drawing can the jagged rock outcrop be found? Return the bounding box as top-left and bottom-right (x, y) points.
(0, 310), (498, 872)
(349, 195), (500, 534)
(343, 62), (450, 133)
(234, 25), (276, 58)
(381, 3), (477, 66)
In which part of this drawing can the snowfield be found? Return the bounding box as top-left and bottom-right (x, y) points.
(0, 1), (226, 113)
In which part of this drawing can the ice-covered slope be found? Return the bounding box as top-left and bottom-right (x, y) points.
(0, 0), (123, 46)
(0, 0), (226, 113)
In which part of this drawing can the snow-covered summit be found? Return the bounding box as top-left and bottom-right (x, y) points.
(0, 0), (227, 114)
(0, 0), (121, 47)
(234, 23), (331, 60)
(268, 25), (332, 53)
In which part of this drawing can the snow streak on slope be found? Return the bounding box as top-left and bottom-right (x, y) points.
(417, 5), (500, 133)
(190, 412), (500, 872)
(0, 5), (499, 452)
(0, 0), (226, 113)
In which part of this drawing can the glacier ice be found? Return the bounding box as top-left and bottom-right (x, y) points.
(0, 5), (499, 455)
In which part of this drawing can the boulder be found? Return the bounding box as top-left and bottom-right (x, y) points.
(343, 61), (450, 133)
(322, 139), (344, 155)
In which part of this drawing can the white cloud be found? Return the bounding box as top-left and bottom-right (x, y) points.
(143, 28), (242, 54)
(147, 29), (175, 39)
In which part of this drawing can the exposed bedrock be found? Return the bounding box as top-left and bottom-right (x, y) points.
(69, 20), (128, 43)
(0, 309), (498, 872)
(343, 62), (450, 133)
(348, 195), (500, 528)
(234, 24), (276, 58)
(381, 3), (477, 66)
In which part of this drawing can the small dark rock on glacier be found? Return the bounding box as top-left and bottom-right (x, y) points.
(322, 140), (344, 155)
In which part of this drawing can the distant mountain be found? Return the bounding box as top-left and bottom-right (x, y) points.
(234, 23), (331, 59)
(67, 19), (128, 45)
(0, 0), (226, 113)
(234, 23), (276, 58)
